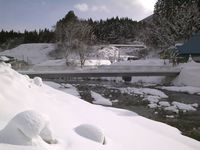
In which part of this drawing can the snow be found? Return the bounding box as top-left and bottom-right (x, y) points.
(97, 46), (119, 62)
(44, 82), (80, 98)
(173, 61), (200, 87)
(84, 59), (111, 66)
(0, 110), (54, 146)
(0, 55), (10, 61)
(33, 77), (43, 87)
(164, 106), (179, 114)
(160, 86), (200, 95)
(143, 95), (160, 104)
(74, 124), (105, 144)
(118, 87), (168, 98)
(112, 59), (170, 66)
(0, 62), (200, 150)
(158, 101), (171, 107)
(91, 91), (112, 106)
(0, 44), (55, 65)
(172, 102), (197, 111)
(148, 103), (158, 109)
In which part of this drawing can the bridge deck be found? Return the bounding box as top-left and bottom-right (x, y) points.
(19, 66), (181, 79)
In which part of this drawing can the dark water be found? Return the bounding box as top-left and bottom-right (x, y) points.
(66, 80), (200, 141)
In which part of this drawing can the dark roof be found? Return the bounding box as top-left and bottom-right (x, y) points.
(177, 34), (200, 54)
(140, 14), (153, 23)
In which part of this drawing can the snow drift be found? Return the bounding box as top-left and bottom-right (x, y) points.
(0, 62), (200, 150)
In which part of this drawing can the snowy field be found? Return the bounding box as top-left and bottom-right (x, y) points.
(0, 63), (200, 150)
(0, 44), (55, 65)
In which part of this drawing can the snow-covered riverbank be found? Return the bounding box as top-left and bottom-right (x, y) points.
(0, 63), (200, 150)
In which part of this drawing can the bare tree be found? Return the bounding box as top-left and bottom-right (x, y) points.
(55, 11), (95, 67)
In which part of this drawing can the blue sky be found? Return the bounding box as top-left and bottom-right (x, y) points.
(0, 0), (157, 32)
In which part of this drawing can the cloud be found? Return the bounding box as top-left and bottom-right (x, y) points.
(114, 0), (157, 12)
(91, 5), (110, 13)
(74, 3), (109, 13)
(74, 3), (89, 12)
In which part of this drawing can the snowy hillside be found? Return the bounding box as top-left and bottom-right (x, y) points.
(0, 44), (55, 65)
(0, 62), (200, 150)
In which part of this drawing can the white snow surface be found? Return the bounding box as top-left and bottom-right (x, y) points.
(84, 59), (111, 66)
(172, 102), (197, 111)
(173, 61), (200, 87)
(112, 59), (170, 66)
(97, 46), (119, 61)
(44, 82), (80, 98)
(33, 77), (43, 87)
(0, 44), (55, 65)
(0, 110), (54, 146)
(159, 101), (171, 107)
(160, 86), (200, 95)
(0, 62), (200, 150)
(119, 87), (168, 98)
(91, 91), (112, 106)
(74, 124), (105, 144)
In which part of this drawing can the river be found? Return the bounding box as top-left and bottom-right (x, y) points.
(63, 79), (200, 141)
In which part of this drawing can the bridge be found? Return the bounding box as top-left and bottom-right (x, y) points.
(19, 66), (181, 81)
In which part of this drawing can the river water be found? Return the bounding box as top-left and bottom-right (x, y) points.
(65, 80), (200, 141)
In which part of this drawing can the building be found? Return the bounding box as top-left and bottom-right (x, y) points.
(176, 34), (200, 62)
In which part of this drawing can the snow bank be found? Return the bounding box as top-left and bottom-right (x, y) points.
(173, 61), (200, 87)
(91, 91), (112, 106)
(119, 87), (168, 98)
(160, 86), (200, 95)
(0, 44), (55, 65)
(0, 62), (200, 150)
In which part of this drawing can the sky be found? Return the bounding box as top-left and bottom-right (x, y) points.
(0, 0), (157, 32)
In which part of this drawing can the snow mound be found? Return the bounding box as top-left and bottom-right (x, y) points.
(33, 77), (43, 87)
(172, 102), (196, 111)
(91, 91), (112, 106)
(159, 101), (171, 107)
(148, 103), (158, 109)
(164, 106), (179, 114)
(143, 95), (160, 104)
(74, 124), (105, 144)
(0, 110), (55, 146)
